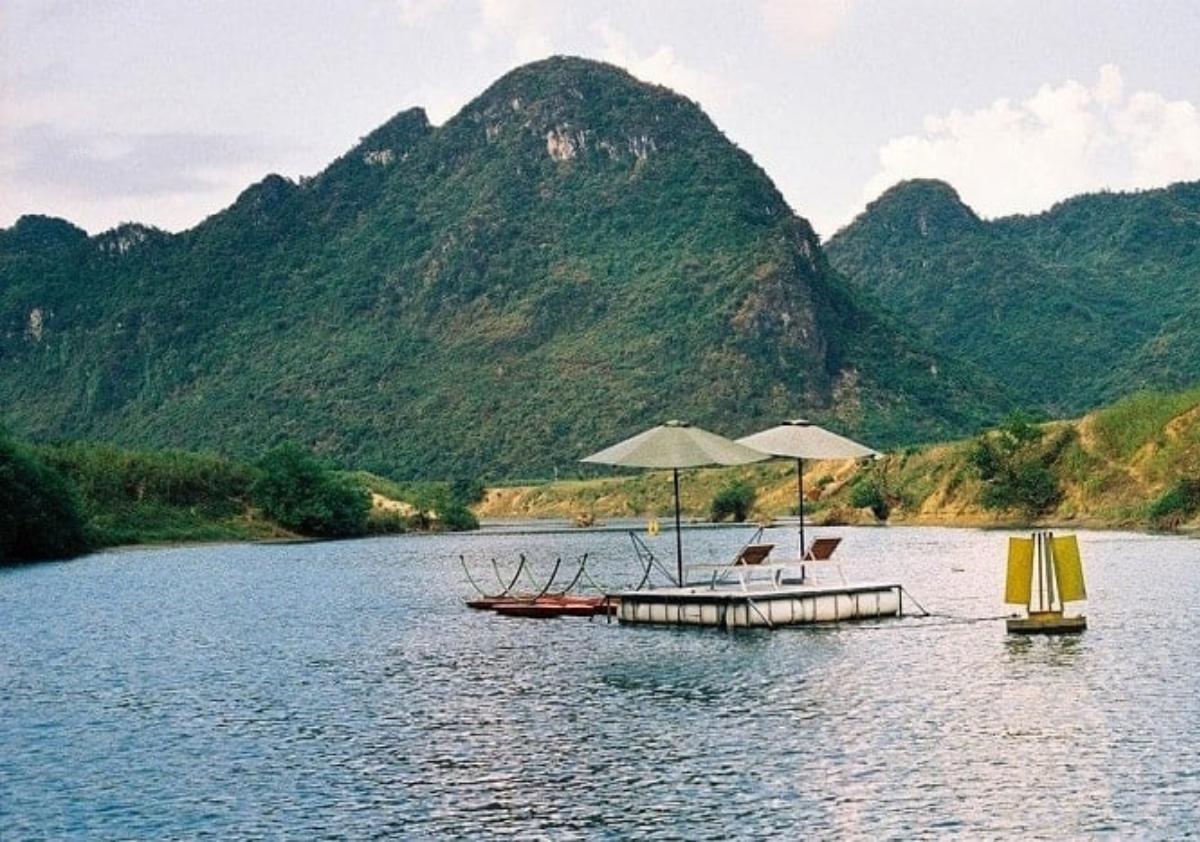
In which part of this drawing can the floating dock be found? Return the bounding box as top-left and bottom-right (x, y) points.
(612, 581), (903, 629)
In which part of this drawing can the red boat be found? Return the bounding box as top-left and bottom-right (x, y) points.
(466, 594), (616, 617)
(493, 601), (597, 618)
(465, 597), (513, 610)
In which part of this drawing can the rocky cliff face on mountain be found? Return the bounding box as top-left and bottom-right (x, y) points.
(0, 58), (1005, 478)
(828, 178), (1200, 416)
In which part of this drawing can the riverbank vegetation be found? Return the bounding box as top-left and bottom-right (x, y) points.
(710, 480), (756, 523)
(0, 431), (90, 561)
(0, 432), (479, 564)
(7, 387), (1197, 563)
(477, 388), (1200, 532)
(253, 444), (371, 538)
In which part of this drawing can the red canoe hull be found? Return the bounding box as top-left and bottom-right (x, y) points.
(466, 594), (616, 617)
(493, 602), (597, 618)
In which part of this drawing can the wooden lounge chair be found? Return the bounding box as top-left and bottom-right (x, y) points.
(783, 537), (843, 586)
(803, 537), (841, 561)
(735, 543), (774, 566)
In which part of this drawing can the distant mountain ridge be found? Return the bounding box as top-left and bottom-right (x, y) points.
(827, 178), (1200, 416)
(0, 57), (1006, 479)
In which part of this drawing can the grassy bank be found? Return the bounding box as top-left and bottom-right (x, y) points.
(36, 442), (287, 548)
(477, 389), (1200, 532)
(1, 435), (479, 564)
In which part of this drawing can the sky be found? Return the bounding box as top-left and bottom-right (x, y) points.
(3, 0), (1200, 239)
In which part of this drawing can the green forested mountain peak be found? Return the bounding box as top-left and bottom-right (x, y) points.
(0, 57), (1007, 479)
(1, 215), (89, 253)
(828, 178), (1200, 416)
(840, 179), (981, 243)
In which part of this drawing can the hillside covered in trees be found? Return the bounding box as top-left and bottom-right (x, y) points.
(0, 58), (1008, 481)
(827, 178), (1200, 417)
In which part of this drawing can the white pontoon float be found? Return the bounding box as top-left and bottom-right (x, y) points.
(611, 541), (902, 629)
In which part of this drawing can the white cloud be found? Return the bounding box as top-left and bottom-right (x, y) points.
(471, 0), (559, 60)
(1114, 91), (1200, 185)
(860, 64), (1200, 223)
(463, 4), (730, 109)
(760, 0), (855, 48)
(593, 22), (729, 108)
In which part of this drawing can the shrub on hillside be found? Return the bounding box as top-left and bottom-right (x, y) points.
(0, 434), (90, 562)
(969, 413), (1065, 517)
(439, 502), (480, 531)
(40, 442), (253, 513)
(849, 477), (890, 521)
(251, 443), (370, 538)
(449, 476), (486, 506)
(1149, 478), (1200, 527)
(366, 508), (409, 535)
(710, 480), (756, 523)
(408, 485), (480, 532)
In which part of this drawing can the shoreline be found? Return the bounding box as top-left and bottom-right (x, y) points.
(83, 514), (1200, 557)
(7, 516), (1193, 567)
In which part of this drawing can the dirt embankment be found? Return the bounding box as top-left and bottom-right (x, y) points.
(477, 393), (1200, 531)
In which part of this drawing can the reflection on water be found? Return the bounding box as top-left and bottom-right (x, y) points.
(1003, 633), (1085, 665)
(1, 526), (1198, 837)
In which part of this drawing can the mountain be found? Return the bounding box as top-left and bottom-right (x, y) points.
(0, 58), (1007, 479)
(827, 178), (1200, 416)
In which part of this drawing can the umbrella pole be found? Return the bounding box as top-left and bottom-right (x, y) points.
(797, 457), (806, 560)
(673, 467), (683, 587)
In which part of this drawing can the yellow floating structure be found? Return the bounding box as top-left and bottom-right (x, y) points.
(1005, 531), (1087, 635)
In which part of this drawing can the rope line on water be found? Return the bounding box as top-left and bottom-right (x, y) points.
(840, 613), (1016, 634)
(900, 586), (932, 617)
(843, 584), (1014, 632)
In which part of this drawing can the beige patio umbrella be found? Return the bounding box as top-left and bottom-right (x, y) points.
(737, 419), (878, 557)
(582, 420), (768, 586)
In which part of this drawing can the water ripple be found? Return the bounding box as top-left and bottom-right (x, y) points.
(2, 527), (1199, 837)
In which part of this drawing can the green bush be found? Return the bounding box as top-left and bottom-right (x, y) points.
(849, 479), (890, 520)
(0, 434), (90, 562)
(251, 443), (370, 538)
(710, 480), (756, 522)
(449, 476), (486, 505)
(33, 440), (270, 548)
(1149, 478), (1200, 525)
(439, 502), (480, 531)
(406, 484), (481, 532)
(366, 508), (409, 535)
(40, 442), (252, 513)
(969, 413), (1064, 517)
(980, 461), (1061, 514)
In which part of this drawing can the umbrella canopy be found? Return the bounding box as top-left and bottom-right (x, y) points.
(582, 421), (768, 585)
(736, 419), (878, 461)
(582, 420), (769, 469)
(737, 419), (879, 558)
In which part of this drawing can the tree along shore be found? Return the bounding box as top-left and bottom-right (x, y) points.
(0, 434), (478, 564)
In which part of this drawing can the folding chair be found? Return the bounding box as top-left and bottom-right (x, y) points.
(735, 543), (775, 566)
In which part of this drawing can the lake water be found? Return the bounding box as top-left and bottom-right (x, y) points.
(2, 525), (1198, 838)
